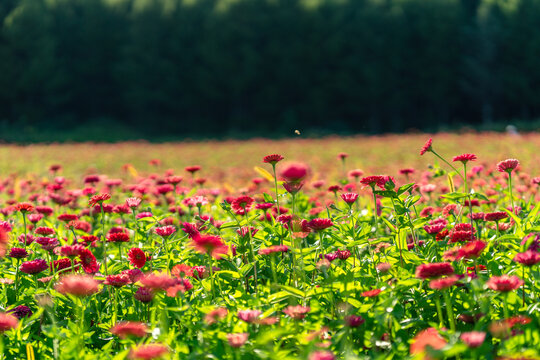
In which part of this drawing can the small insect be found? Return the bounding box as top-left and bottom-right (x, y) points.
(294, 130), (301, 135)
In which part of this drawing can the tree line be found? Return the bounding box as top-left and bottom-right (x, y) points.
(0, 0), (539, 139)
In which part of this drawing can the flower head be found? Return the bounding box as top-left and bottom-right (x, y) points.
(497, 159), (520, 173)
(191, 234), (228, 259)
(55, 274), (99, 297)
(0, 313), (19, 333)
(128, 247), (147, 268)
(486, 275), (523, 292)
(89, 193), (111, 207)
(460, 331), (485, 348)
(227, 333), (249, 348)
(129, 344), (169, 360)
(452, 153), (477, 163)
(420, 138), (433, 155)
(307, 218), (333, 231)
(513, 250), (540, 266)
(20, 259), (48, 274)
(283, 305), (310, 320)
(415, 262), (454, 279)
(410, 328), (447, 356)
(280, 163), (309, 182)
(110, 322), (148, 339)
(263, 154), (284, 165)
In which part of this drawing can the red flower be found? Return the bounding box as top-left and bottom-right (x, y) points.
(77, 248), (99, 274)
(486, 275), (523, 292)
(108, 232), (130, 243)
(8, 247), (28, 259)
(429, 275), (459, 290)
(345, 315), (365, 327)
(460, 331), (486, 348)
(513, 250), (540, 266)
(410, 328), (447, 356)
(497, 159), (519, 173)
(307, 218), (333, 231)
(110, 321), (148, 339)
(259, 245), (289, 255)
(283, 305), (310, 320)
(55, 274), (99, 297)
(361, 289), (382, 297)
(0, 312), (19, 333)
(415, 262), (454, 279)
(231, 196), (254, 215)
(280, 163), (309, 182)
(20, 259), (48, 274)
(54, 245), (84, 258)
(134, 287), (154, 303)
(129, 343), (169, 360)
(484, 212), (508, 222)
(16, 202), (34, 213)
(456, 241), (486, 259)
(191, 235), (228, 259)
(263, 154), (284, 165)
(35, 226), (55, 235)
(452, 153), (477, 163)
(105, 274), (130, 287)
(360, 175), (394, 189)
(283, 181), (304, 194)
(420, 138), (433, 155)
(57, 214), (78, 222)
(171, 264), (193, 278)
(185, 165), (201, 173)
(89, 193), (111, 207)
(128, 248), (147, 268)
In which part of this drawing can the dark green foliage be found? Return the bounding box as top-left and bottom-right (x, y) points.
(0, 0), (539, 140)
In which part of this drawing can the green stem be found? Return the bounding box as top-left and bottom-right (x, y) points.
(431, 150), (465, 181)
(443, 289), (456, 332)
(435, 293), (445, 327)
(207, 255), (215, 299)
(272, 164), (281, 217)
(508, 173), (515, 212)
(100, 205), (108, 275)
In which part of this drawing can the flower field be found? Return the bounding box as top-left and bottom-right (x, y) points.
(0, 133), (539, 359)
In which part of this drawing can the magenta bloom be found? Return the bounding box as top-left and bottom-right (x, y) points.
(415, 262), (454, 279)
(20, 259), (48, 275)
(340, 192), (358, 204)
(460, 331), (486, 348)
(155, 226), (176, 238)
(452, 153), (477, 163)
(497, 159), (519, 173)
(513, 251), (540, 266)
(307, 218), (333, 231)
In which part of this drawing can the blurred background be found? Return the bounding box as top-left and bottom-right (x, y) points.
(0, 0), (539, 142)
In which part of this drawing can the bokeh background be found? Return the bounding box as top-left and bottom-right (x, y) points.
(1, 0), (540, 142)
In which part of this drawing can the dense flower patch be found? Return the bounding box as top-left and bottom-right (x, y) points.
(0, 136), (539, 359)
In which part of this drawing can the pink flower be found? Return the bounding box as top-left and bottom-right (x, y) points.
(126, 197), (142, 208)
(460, 331), (486, 348)
(309, 351), (335, 360)
(513, 251), (540, 266)
(486, 275), (523, 292)
(237, 310), (262, 323)
(280, 163), (309, 182)
(420, 138), (433, 155)
(20, 259), (48, 274)
(497, 159), (519, 173)
(55, 274), (99, 297)
(307, 218), (333, 231)
(191, 234), (228, 259)
(154, 226), (176, 237)
(429, 276), (459, 290)
(227, 333), (248, 348)
(283, 305), (310, 320)
(340, 192), (358, 204)
(263, 154), (284, 165)
(452, 153), (477, 163)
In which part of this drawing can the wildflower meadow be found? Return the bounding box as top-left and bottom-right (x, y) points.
(0, 133), (539, 359)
